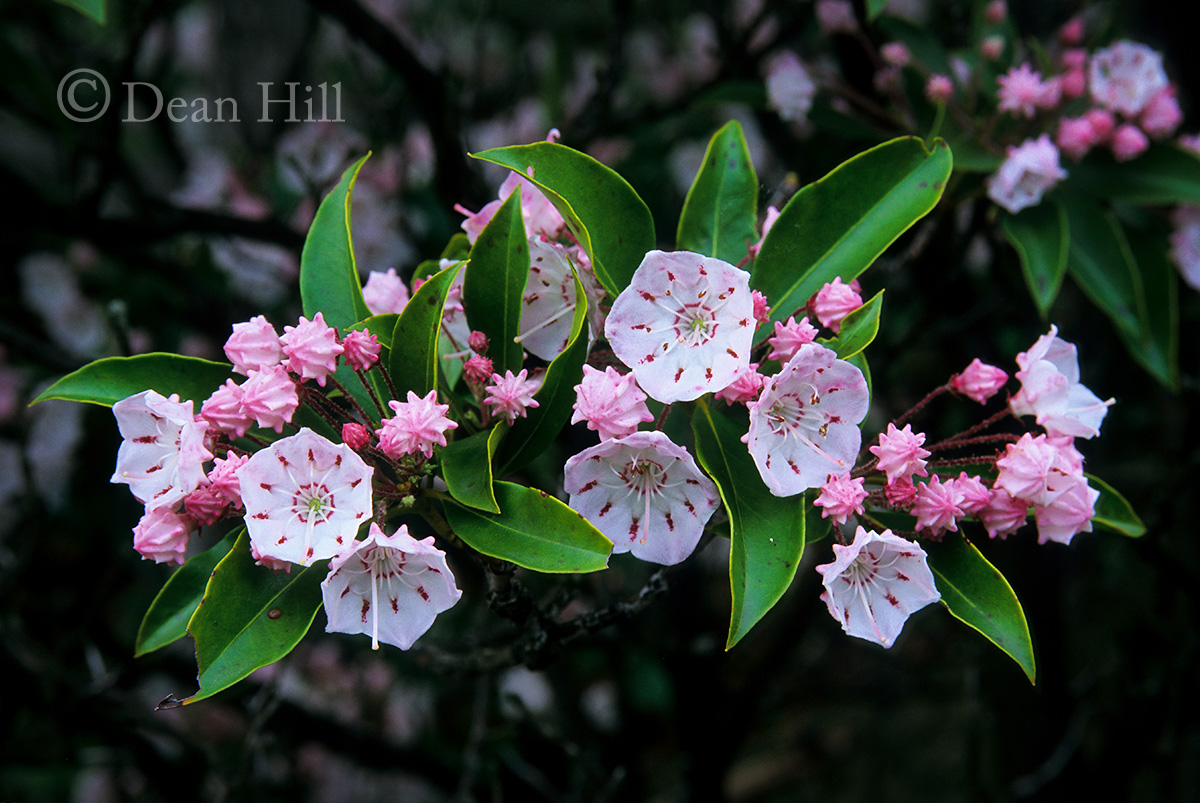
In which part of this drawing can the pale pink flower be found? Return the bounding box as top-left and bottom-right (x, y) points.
(238, 365), (300, 433)
(1033, 473), (1099, 545)
(767, 316), (819, 363)
(814, 473), (868, 526)
(224, 315), (284, 376)
(815, 0), (856, 34)
(926, 74), (954, 104)
(1060, 68), (1087, 99)
(517, 238), (579, 361)
(238, 427), (374, 566)
(132, 506), (195, 565)
(1059, 17), (1085, 46)
(463, 355), (495, 386)
(948, 473), (991, 516)
(816, 527), (941, 648)
(200, 379), (252, 437)
(881, 42), (911, 68)
(341, 422), (371, 451)
(207, 453), (248, 508)
(810, 277), (862, 333)
(994, 432), (1069, 505)
(997, 64), (1050, 118)
(571, 365), (654, 441)
(456, 170), (566, 244)
(869, 423), (930, 485)
(1169, 205), (1200, 290)
(751, 291), (771, 324)
(1140, 87), (1183, 139)
(183, 485), (227, 526)
(980, 36), (1005, 62)
(250, 540), (292, 573)
(564, 431), (719, 566)
(1110, 123), (1149, 162)
(884, 477), (918, 508)
(1056, 116), (1099, 161)
(744, 343), (870, 497)
(111, 390), (212, 512)
(340, 330), (381, 371)
(1009, 325), (1112, 439)
(986, 135), (1068, 214)
(362, 268), (411, 315)
(1084, 108), (1116, 141)
(321, 523), (462, 650)
(980, 488), (1029, 539)
(765, 52), (816, 124)
(377, 390), (458, 459)
(484, 369), (541, 423)
(605, 250), (754, 403)
(950, 358), (1008, 403)
(1089, 41), (1168, 117)
(281, 312), (343, 387)
(713, 363), (766, 406)
(912, 475), (964, 535)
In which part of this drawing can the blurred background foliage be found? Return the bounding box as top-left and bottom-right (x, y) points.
(1, 0), (1199, 800)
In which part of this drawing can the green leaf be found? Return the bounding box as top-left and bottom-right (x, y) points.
(441, 427), (503, 513)
(1126, 226), (1180, 390)
(494, 273), (589, 476)
(184, 532), (325, 704)
(54, 0), (105, 23)
(676, 120), (759, 265)
(351, 314), (399, 350)
(925, 534), (1036, 684)
(31, 354), (235, 407)
(691, 402), (806, 649)
(1088, 474), (1146, 538)
(464, 192), (528, 375)
(1070, 145), (1200, 205)
(472, 142), (655, 296)
(865, 0), (890, 21)
(389, 261), (463, 399)
(300, 154), (373, 331)
(445, 482), (613, 573)
(135, 531), (240, 657)
(821, 290), (884, 359)
(751, 137), (952, 334)
(1002, 198), (1069, 317)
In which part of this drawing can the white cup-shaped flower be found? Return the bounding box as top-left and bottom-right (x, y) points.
(238, 427), (373, 566)
(322, 523), (462, 650)
(816, 527), (941, 648)
(1009, 325), (1113, 439)
(111, 390), (212, 512)
(605, 250), (754, 403)
(564, 431), (720, 565)
(744, 343), (869, 497)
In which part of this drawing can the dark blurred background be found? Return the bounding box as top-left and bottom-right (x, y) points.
(2, 0), (1198, 800)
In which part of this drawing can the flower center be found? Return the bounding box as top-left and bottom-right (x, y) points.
(292, 482), (334, 524)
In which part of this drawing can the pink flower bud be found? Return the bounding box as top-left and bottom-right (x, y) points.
(201, 379), (252, 437)
(751, 291), (771, 324)
(207, 453), (248, 508)
(281, 312), (343, 387)
(1058, 16), (1085, 46)
(884, 477), (918, 508)
(713, 363), (766, 406)
(1084, 109), (1115, 141)
(980, 489), (1028, 539)
(814, 473), (868, 526)
(948, 473), (990, 516)
(881, 42), (911, 68)
(1111, 124), (1149, 162)
(238, 365), (299, 433)
(815, 0), (856, 34)
(810, 277), (862, 333)
(912, 475), (965, 536)
(1060, 68), (1087, 99)
(361, 268), (410, 315)
(1140, 87), (1182, 140)
(981, 36), (1005, 62)
(1061, 49), (1088, 71)
(133, 507), (194, 565)
(950, 358), (1008, 403)
(926, 74), (954, 103)
(463, 354), (495, 386)
(342, 422), (371, 450)
(340, 330), (381, 371)
(468, 330), (491, 354)
(984, 0), (1007, 24)
(224, 315), (283, 376)
(184, 485), (228, 526)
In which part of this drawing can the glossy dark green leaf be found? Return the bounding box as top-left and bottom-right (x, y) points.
(135, 531), (240, 657)
(821, 290), (884, 359)
(692, 402), (806, 649)
(1126, 226), (1180, 390)
(389, 261), (463, 399)
(184, 532), (324, 704)
(464, 192), (528, 375)
(676, 120), (759, 265)
(925, 534), (1036, 683)
(1070, 146), (1200, 205)
(445, 482), (613, 573)
(472, 142), (655, 295)
(31, 354), (235, 407)
(54, 0), (105, 23)
(1002, 198), (1069, 317)
(441, 426), (503, 513)
(1088, 474), (1146, 537)
(494, 274), (589, 476)
(300, 154), (373, 331)
(751, 137), (952, 334)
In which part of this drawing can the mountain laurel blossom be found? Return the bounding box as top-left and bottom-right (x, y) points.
(816, 527), (941, 648)
(322, 523), (462, 650)
(868, 422), (931, 485)
(377, 390), (459, 459)
(744, 343), (870, 497)
(564, 431), (719, 566)
(238, 427), (374, 566)
(1088, 40), (1168, 117)
(986, 135), (1068, 214)
(950, 358), (1009, 404)
(605, 250), (754, 403)
(111, 390), (212, 513)
(571, 365), (654, 441)
(1009, 325), (1113, 439)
